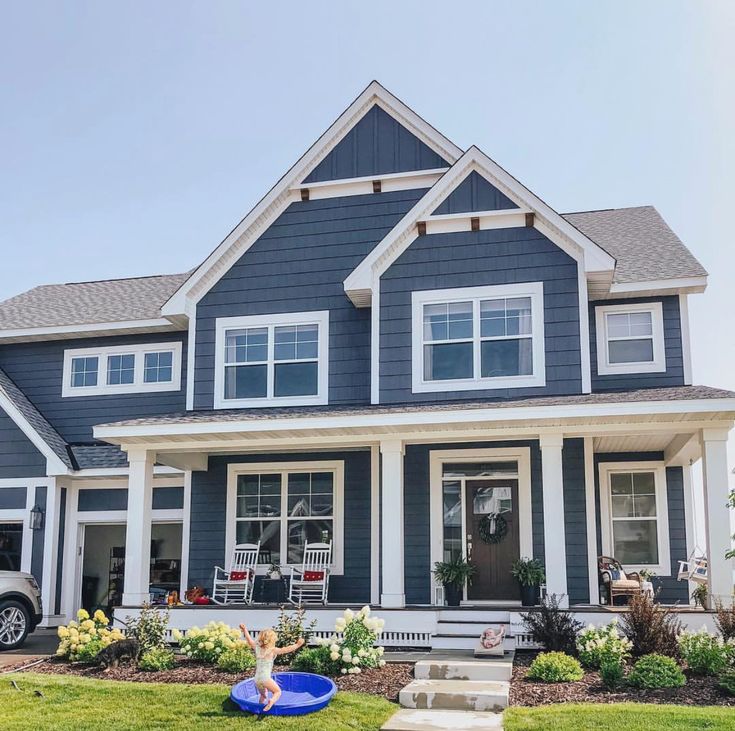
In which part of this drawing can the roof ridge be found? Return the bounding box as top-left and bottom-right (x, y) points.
(562, 205), (655, 215)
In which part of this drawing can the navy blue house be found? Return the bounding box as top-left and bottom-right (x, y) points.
(0, 83), (732, 637)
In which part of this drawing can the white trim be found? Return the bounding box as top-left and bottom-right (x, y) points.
(608, 276), (707, 296)
(161, 82), (462, 316)
(681, 462), (697, 603)
(429, 447), (533, 603)
(186, 310), (196, 410)
(421, 209), (531, 236)
(583, 438), (599, 604)
(40, 478), (59, 622)
(0, 481), (44, 575)
(370, 280), (380, 404)
(370, 445), (380, 605)
(213, 311), (329, 409)
(0, 318), (180, 344)
(578, 263), (592, 393)
(679, 294), (693, 385)
(594, 302), (666, 375)
(225, 460), (345, 576)
(598, 461), (671, 575)
(179, 470), (192, 598)
(411, 283), (546, 393)
(62, 341), (183, 397)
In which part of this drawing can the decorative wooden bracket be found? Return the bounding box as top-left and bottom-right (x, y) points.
(417, 221), (427, 236)
(372, 180), (382, 193)
(525, 212), (535, 227)
(471, 217), (480, 232)
(300, 188), (310, 201)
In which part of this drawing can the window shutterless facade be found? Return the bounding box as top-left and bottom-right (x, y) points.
(62, 342), (182, 397)
(213, 311), (329, 408)
(595, 302), (666, 375)
(411, 283), (546, 393)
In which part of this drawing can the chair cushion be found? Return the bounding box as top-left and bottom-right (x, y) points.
(609, 568), (624, 581)
(611, 579), (640, 589)
(230, 570), (250, 581)
(303, 570), (325, 582)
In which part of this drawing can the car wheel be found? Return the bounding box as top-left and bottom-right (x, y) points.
(0, 600), (30, 651)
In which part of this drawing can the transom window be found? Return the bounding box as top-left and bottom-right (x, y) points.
(215, 312), (328, 408)
(62, 342), (182, 397)
(412, 283), (545, 393)
(595, 302), (666, 375)
(227, 461), (344, 574)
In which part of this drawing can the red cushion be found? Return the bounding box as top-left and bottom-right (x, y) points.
(194, 596), (210, 605)
(230, 570), (250, 581)
(303, 571), (324, 582)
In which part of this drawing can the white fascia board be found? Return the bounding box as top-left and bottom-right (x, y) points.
(93, 396), (735, 441)
(343, 146), (616, 304)
(0, 318), (181, 344)
(161, 82), (463, 316)
(607, 276), (708, 296)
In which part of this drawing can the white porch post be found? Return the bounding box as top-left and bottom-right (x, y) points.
(700, 428), (734, 604)
(380, 439), (405, 608)
(539, 434), (569, 607)
(122, 448), (155, 605)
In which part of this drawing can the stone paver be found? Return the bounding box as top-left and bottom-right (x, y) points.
(399, 678), (509, 713)
(382, 708), (503, 730)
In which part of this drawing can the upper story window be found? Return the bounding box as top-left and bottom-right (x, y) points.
(62, 342), (182, 397)
(213, 311), (329, 408)
(411, 283), (546, 393)
(595, 302), (665, 375)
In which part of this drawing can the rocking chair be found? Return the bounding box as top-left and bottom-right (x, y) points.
(212, 542), (260, 605)
(288, 541), (332, 605)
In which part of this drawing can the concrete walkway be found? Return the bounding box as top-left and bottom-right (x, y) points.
(0, 628), (56, 669)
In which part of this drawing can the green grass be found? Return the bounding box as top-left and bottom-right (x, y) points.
(505, 703), (735, 730)
(2, 673), (395, 731)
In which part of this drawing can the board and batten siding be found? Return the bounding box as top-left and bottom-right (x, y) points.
(0, 332), (187, 444)
(193, 190), (425, 409)
(0, 407), (47, 478)
(187, 451), (372, 604)
(379, 226), (583, 403)
(589, 295), (684, 391)
(562, 438), (590, 604)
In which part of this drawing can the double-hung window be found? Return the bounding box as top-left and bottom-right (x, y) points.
(214, 312), (328, 408)
(412, 283), (545, 392)
(595, 302), (666, 375)
(62, 342), (182, 396)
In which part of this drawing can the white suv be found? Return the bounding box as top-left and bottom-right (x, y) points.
(0, 571), (43, 650)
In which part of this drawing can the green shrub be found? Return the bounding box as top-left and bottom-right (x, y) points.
(273, 607), (316, 665)
(138, 647), (176, 672)
(291, 645), (340, 675)
(124, 605), (169, 654)
(576, 620), (632, 669)
(527, 651), (584, 682)
(619, 593), (682, 658)
(599, 657), (625, 690)
(717, 669), (735, 696)
(677, 629), (735, 676)
(521, 595), (583, 655)
(627, 654), (685, 689)
(216, 643), (256, 673)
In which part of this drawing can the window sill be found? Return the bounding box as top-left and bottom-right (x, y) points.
(213, 393), (328, 409)
(412, 374), (546, 393)
(596, 361), (667, 376)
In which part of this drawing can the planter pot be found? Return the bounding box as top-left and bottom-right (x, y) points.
(444, 583), (462, 607)
(520, 584), (540, 607)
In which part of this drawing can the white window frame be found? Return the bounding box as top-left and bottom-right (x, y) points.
(598, 461), (671, 575)
(595, 302), (666, 375)
(62, 342), (182, 397)
(225, 461), (344, 575)
(411, 282), (546, 393)
(214, 311), (329, 409)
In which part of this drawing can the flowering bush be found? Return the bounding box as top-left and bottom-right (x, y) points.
(56, 609), (124, 663)
(677, 628), (735, 676)
(576, 620), (632, 669)
(217, 643), (256, 673)
(172, 621), (242, 663)
(138, 647), (176, 672)
(316, 606), (386, 675)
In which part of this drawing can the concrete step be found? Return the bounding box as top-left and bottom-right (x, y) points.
(382, 708), (504, 730)
(436, 620), (512, 635)
(436, 610), (511, 623)
(415, 651), (514, 682)
(431, 634), (515, 651)
(399, 678), (509, 712)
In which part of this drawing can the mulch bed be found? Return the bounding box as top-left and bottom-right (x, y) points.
(510, 650), (735, 707)
(9, 656), (413, 701)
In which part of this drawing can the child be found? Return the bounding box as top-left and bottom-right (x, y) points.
(240, 623), (304, 712)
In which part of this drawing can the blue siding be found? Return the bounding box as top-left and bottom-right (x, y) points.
(152, 486), (184, 510)
(194, 190), (425, 409)
(380, 226), (582, 403)
(0, 486), (26, 509)
(78, 488), (128, 512)
(562, 438), (589, 604)
(433, 172), (518, 215)
(188, 451), (372, 604)
(304, 106), (448, 183)
(590, 296), (684, 391)
(0, 407), (47, 478)
(0, 332), (187, 444)
(30, 486), (47, 586)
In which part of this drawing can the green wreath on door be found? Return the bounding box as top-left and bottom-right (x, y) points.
(478, 512), (508, 544)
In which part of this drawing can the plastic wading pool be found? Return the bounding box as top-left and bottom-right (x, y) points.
(230, 672), (338, 716)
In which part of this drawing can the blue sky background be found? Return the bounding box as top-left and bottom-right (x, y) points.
(2, 2), (734, 514)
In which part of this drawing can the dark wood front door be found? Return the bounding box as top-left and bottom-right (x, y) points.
(465, 480), (520, 601)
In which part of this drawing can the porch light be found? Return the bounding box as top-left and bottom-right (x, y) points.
(29, 504), (45, 531)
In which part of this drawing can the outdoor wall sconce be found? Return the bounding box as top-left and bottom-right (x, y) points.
(30, 503), (45, 531)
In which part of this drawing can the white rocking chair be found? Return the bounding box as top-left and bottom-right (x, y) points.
(212, 542), (260, 605)
(677, 551), (708, 584)
(288, 541), (332, 605)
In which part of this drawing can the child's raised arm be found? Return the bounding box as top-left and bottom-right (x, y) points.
(274, 637), (305, 656)
(239, 623), (256, 650)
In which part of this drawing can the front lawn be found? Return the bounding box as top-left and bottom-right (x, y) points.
(505, 702), (735, 730)
(2, 673), (395, 731)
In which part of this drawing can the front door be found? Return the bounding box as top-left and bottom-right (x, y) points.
(465, 480), (520, 601)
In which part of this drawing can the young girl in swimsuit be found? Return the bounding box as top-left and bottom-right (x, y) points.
(240, 623), (304, 712)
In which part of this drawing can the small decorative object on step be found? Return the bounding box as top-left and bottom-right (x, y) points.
(475, 625), (505, 657)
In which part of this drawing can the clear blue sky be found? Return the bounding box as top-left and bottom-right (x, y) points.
(1, 2), (733, 445)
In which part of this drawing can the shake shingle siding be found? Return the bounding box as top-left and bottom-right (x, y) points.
(194, 190), (426, 409)
(379, 226), (582, 403)
(0, 407), (47, 477)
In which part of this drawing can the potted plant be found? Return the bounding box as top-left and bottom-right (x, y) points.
(433, 555), (476, 607)
(691, 583), (708, 609)
(511, 557), (545, 607)
(268, 562), (282, 580)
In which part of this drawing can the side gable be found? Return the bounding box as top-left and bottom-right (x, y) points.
(304, 106), (449, 183)
(432, 171), (518, 215)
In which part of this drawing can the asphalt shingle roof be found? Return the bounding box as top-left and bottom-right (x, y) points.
(70, 444), (128, 470)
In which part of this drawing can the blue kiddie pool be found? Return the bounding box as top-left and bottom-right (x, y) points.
(230, 672), (337, 716)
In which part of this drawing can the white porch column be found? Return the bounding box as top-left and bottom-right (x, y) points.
(700, 428), (734, 604)
(122, 448), (155, 605)
(380, 439), (405, 608)
(539, 434), (569, 607)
